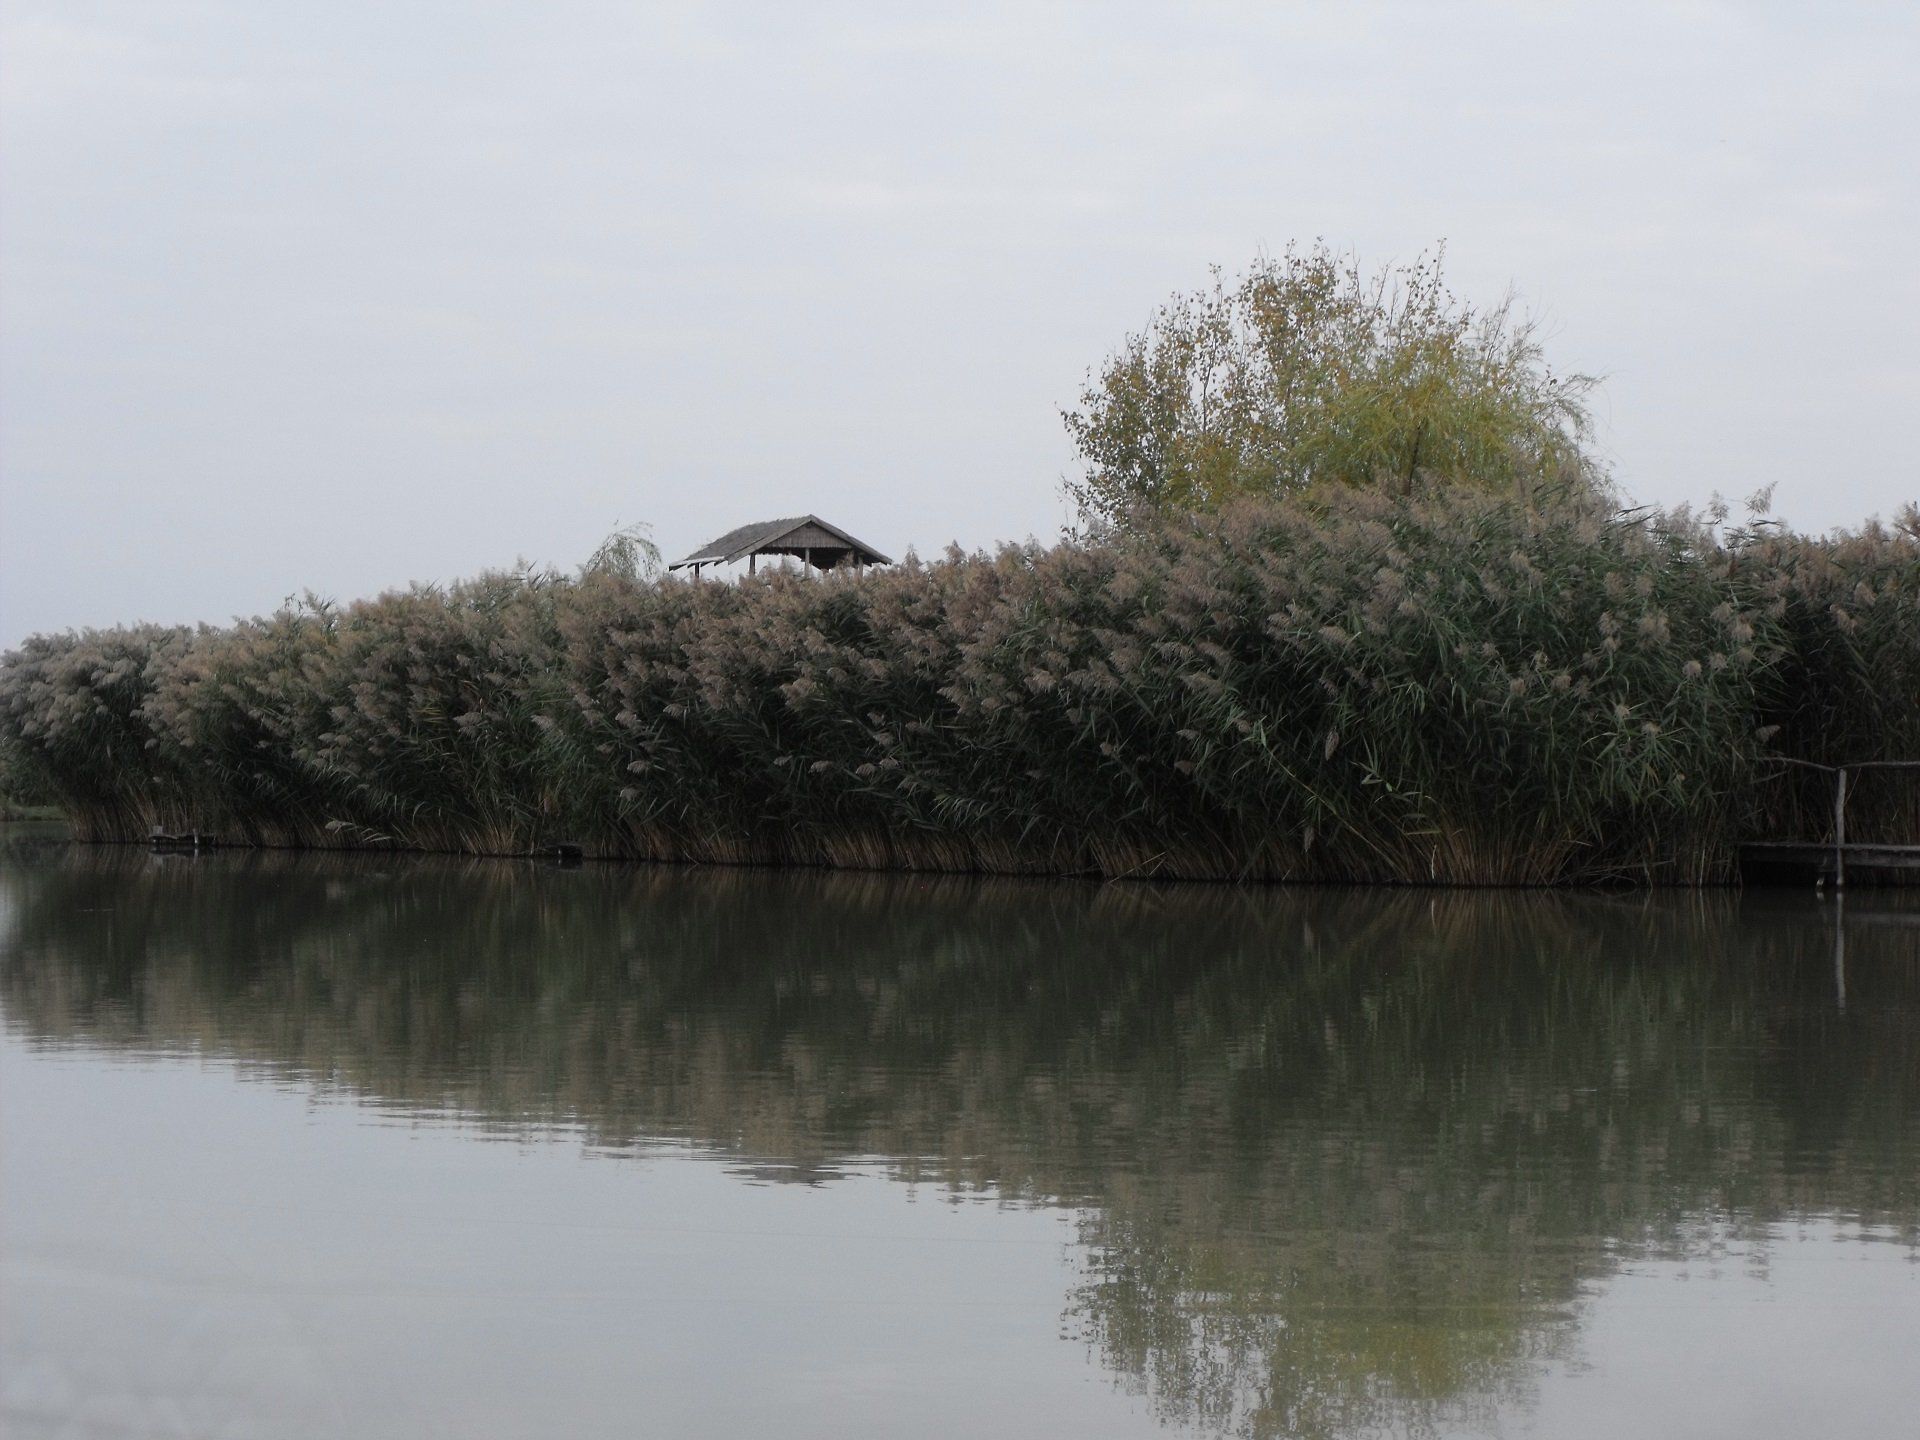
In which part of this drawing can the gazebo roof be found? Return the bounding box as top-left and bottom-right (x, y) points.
(668, 514), (892, 571)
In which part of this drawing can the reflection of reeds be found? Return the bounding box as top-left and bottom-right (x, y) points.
(3, 845), (1916, 1437)
(4, 487), (1916, 883)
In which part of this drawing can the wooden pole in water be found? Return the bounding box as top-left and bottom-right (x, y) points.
(1833, 767), (1848, 891)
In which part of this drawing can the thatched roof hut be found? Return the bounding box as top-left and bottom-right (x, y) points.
(668, 515), (892, 578)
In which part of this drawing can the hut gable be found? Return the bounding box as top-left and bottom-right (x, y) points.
(669, 514), (892, 575)
(774, 520), (850, 551)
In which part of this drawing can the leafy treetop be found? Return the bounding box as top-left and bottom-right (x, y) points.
(1063, 243), (1601, 531)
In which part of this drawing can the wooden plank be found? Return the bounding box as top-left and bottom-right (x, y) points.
(1740, 842), (1920, 872)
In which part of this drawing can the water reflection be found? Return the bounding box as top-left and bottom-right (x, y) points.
(3, 828), (1917, 1438)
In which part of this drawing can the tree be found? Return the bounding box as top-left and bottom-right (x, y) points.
(1062, 244), (1601, 531)
(580, 522), (663, 583)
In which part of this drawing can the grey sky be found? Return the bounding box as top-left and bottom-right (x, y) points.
(3, 2), (1915, 650)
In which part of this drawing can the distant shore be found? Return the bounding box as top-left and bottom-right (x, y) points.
(4, 486), (1915, 886)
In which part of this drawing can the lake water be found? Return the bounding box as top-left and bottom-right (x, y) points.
(2, 824), (1917, 1439)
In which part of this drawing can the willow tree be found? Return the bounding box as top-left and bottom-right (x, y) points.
(1063, 244), (1602, 531)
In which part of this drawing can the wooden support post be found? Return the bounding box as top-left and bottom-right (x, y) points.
(749, 553), (756, 576)
(1833, 766), (1848, 890)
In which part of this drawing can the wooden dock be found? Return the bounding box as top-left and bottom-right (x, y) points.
(1739, 840), (1920, 880)
(1741, 759), (1920, 887)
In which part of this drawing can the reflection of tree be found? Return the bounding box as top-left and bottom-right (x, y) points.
(3, 831), (1917, 1438)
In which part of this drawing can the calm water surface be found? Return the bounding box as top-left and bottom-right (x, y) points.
(2, 825), (1917, 1438)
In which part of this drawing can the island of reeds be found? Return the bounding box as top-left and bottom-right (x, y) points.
(4, 247), (1915, 884)
(5, 481), (1916, 883)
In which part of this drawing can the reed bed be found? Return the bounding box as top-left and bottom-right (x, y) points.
(4, 485), (1915, 883)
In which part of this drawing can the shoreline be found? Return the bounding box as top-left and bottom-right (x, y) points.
(20, 822), (1915, 890)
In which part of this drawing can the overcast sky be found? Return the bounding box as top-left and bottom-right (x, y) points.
(2, 2), (1915, 649)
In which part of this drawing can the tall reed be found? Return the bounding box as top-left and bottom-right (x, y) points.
(4, 486), (1914, 883)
